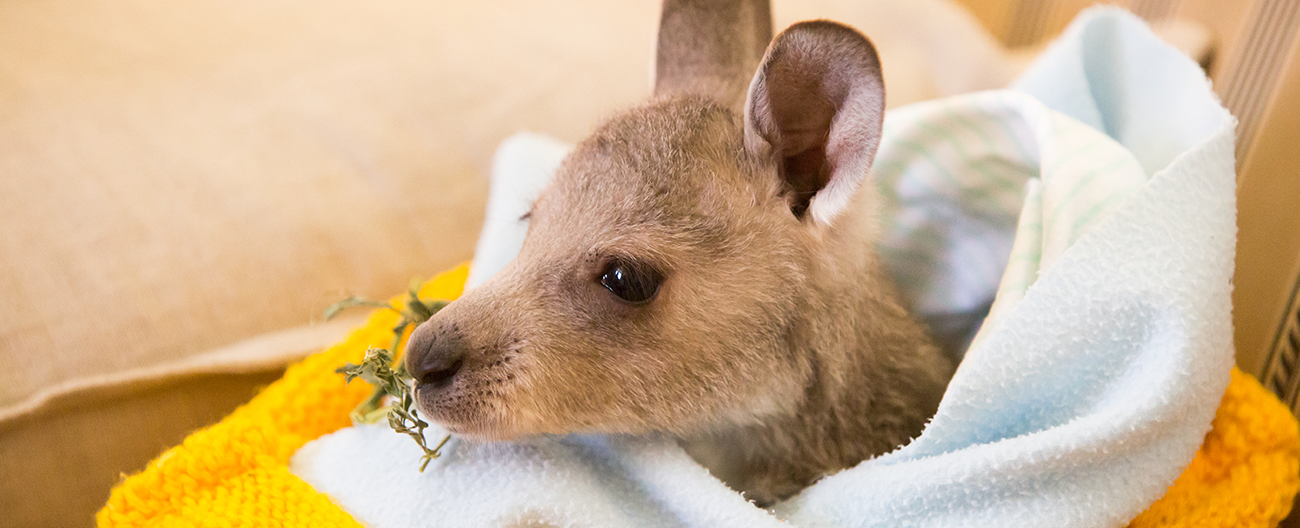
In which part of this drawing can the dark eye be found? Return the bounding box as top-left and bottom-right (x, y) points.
(599, 259), (663, 304)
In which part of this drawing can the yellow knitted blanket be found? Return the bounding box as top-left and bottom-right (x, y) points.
(97, 265), (1300, 527)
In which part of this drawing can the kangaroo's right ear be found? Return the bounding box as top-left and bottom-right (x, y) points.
(743, 21), (886, 226)
(653, 0), (772, 108)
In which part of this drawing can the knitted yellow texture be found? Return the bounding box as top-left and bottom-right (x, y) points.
(141, 468), (363, 528)
(97, 264), (468, 528)
(98, 263), (1300, 527)
(1129, 368), (1300, 528)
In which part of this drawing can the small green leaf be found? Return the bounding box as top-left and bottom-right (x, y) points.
(406, 286), (433, 321)
(325, 296), (398, 321)
(331, 287), (456, 471)
(424, 300), (449, 317)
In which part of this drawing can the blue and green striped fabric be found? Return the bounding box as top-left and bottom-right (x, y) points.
(872, 90), (1147, 355)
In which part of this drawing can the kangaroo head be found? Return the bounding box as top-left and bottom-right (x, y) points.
(405, 7), (887, 442)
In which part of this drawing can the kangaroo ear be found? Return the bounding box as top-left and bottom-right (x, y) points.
(744, 21), (885, 224)
(653, 0), (772, 108)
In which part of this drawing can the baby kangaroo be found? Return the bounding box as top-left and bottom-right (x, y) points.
(405, 0), (954, 505)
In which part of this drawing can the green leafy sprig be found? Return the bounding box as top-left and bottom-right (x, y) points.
(329, 282), (452, 471)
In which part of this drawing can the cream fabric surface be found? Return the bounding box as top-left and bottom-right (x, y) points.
(0, 1), (1024, 526)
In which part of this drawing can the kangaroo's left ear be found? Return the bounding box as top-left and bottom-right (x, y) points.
(743, 21), (885, 225)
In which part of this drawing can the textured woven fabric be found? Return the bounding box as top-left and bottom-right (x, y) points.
(98, 263), (1299, 527)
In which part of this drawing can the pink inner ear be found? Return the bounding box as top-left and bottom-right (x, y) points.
(780, 136), (830, 217)
(765, 63), (840, 218)
(745, 21), (885, 223)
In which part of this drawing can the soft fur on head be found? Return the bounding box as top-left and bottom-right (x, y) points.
(411, 99), (809, 438)
(406, 0), (953, 504)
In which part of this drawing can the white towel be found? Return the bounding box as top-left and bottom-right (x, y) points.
(290, 8), (1236, 527)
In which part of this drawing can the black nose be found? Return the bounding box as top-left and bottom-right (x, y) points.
(405, 321), (464, 391)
